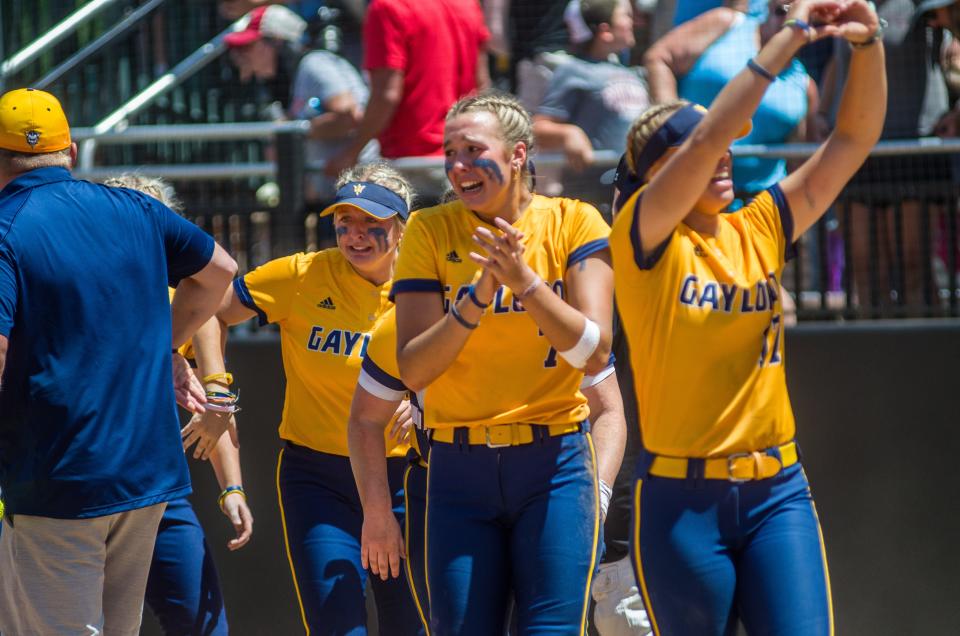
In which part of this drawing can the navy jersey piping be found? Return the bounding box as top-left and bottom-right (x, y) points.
(566, 238), (610, 269)
(389, 278), (444, 302)
(768, 183), (797, 262)
(629, 193), (672, 270)
(233, 277), (269, 326)
(361, 355), (409, 392)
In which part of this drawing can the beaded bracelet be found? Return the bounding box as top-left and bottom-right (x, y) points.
(205, 388), (240, 414)
(449, 303), (479, 330)
(218, 485), (246, 509)
(466, 284), (490, 310)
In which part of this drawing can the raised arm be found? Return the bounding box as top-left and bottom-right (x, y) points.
(643, 8), (738, 103)
(638, 0), (842, 255)
(780, 0), (884, 238)
(470, 220), (613, 375)
(396, 268), (497, 392)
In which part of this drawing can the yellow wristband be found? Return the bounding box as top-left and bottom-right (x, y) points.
(202, 372), (234, 386)
(218, 485), (246, 509)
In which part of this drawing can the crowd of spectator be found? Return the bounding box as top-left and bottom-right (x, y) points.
(217, 0), (960, 313)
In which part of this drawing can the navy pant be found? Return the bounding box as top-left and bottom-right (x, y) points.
(426, 428), (600, 635)
(145, 497), (228, 635)
(403, 459), (430, 632)
(631, 460), (833, 636)
(277, 443), (424, 635)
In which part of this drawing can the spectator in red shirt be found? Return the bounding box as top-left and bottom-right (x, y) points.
(326, 0), (490, 177)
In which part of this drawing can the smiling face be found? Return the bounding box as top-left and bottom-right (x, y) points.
(443, 111), (526, 218)
(333, 207), (402, 280)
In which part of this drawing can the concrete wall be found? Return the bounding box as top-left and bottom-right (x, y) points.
(142, 321), (960, 635)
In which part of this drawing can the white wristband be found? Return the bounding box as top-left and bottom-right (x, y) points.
(557, 317), (600, 369)
(599, 479), (613, 520)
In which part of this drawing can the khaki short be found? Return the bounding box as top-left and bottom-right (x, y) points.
(0, 502), (166, 636)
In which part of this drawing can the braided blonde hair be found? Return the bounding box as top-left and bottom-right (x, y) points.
(624, 100), (688, 177)
(103, 173), (183, 213)
(335, 160), (416, 212)
(446, 90), (535, 189)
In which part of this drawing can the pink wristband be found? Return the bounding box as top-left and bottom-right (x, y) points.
(515, 275), (544, 301)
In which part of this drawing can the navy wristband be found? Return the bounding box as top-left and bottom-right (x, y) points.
(782, 18), (811, 32)
(449, 303), (478, 330)
(746, 58), (776, 82)
(467, 284), (490, 309)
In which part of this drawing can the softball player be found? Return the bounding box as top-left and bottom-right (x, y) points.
(608, 1), (885, 633)
(349, 306), (624, 635)
(392, 92), (624, 635)
(104, 175), (253, 636)
(183, 163), (424, 635)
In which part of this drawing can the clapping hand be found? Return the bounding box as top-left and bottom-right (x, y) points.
(470, 218), (536, 294)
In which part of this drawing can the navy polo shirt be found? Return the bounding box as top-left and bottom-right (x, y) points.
(0, 167), (214, 519)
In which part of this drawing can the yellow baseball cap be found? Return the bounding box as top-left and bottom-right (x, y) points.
(0, 88), (71, 153)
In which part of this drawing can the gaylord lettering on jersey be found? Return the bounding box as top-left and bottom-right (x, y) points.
(442, 279), (565, 314)
(678, 273), (780, 313)
(306, 327), (372, 356)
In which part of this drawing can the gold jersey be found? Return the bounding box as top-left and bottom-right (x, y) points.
(610, 186), (797, 457)
(392, 195), (610, 429)
(235, 248), (407, 457)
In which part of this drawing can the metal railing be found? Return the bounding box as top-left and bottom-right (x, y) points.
(0, 0), (122, 85)
(66, 120), (960, 321)
(33, 0), (167, 90)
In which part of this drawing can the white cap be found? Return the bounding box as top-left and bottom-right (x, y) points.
(564, 0), (594, 45)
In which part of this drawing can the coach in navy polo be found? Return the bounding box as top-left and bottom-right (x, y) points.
(0, 88), (237, 635)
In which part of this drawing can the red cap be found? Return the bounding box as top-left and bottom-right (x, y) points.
(224, 5), (306, 48)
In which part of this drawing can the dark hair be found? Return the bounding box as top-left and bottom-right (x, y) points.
(579, 0), (622, 35)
